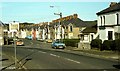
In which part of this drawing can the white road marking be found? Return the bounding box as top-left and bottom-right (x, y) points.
(7, 67), (16, 69)
(64, 58), (80, 64)
(12, 56), (27, 69)
(39, 51), (47, 54)
(49, 53), (80, 64)
(50, 53), (60, 58)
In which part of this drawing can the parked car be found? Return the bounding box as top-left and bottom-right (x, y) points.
(16, 39), (24, 46)
(25, 36), (32, 40)
(46, 39), (53, 43)
(51, 40), (66, 49)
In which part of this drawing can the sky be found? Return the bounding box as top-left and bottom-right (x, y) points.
(0, 0), (119, 24)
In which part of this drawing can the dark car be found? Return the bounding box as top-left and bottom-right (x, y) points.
(51, 40), (66, 49)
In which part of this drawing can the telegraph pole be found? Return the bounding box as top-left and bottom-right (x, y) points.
(54, 12), (62, 40)
(13, 32), (17, 69)
(50, 6), (63, 40)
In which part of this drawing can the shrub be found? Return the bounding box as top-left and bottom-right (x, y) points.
(102, 40), (114, 50)
(113, 39), (120, 51)
(63, 39), (80, 47)
(90, 39), (102, 49)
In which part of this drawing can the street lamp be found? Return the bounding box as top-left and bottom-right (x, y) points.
(50, 6), (63, 40)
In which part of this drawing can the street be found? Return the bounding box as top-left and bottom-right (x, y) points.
(1, 39), (119, 70)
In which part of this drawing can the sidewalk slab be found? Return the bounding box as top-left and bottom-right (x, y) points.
(64, 46), (119, 61)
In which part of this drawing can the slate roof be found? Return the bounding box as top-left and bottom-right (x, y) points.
(0, 21), (4, 26)
(97, 2), (120, 15)
(50, 18), (93, 27)
(81, 21), (97, 34)
(63, 18), (87, 27)
(81, 27), (97, 33)
(84, 20), (97, 27)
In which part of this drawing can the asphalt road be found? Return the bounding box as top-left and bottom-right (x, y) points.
(1, 39), (119, 70)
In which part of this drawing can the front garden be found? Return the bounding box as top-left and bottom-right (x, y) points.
(90, 39), (120, 51)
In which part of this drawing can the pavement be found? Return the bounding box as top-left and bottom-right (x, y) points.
(64, 46), (120, 62)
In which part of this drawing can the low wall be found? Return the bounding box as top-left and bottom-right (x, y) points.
(78, 42), (91, 50)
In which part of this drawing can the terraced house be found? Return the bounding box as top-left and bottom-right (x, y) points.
(50, 14), (81, 40)
(0, 21), (4, 45)
(40, 14), (97, 43)
(97, 2), (120, 42)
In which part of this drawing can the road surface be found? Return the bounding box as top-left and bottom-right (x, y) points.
(1, 39), (119, 70)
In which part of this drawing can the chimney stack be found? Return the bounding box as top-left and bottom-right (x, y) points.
(110, 2), (117, 7)
(73, 14), (78, 19)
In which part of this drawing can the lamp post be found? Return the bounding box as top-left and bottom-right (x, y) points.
(50, 6), (63, 40)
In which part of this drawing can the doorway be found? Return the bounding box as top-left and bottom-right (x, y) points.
(108, 31), (113, 40)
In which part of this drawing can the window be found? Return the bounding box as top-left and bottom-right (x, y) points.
(103, 16), (105, 26)
(116, 13), (119, 25)
(81, 35), (84, 40)
(108, 31), (113, 40)
(70, 26), (72, 32)
(100, 16), (102, 26)
(91, 35), (93, 41)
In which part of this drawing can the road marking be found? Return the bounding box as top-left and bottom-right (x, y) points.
(49, 53), (80, 64)
(50, 53), (60, 58)
(7, 67), (16, 69)
(12, 56), (27, 70)
(39, 51), (47, 54)
(64, 58), (80, 64)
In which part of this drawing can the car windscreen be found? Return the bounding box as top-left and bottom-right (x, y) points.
(55, 41), (63, 43)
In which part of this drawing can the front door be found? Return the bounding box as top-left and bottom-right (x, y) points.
(108, 31), (113, 40)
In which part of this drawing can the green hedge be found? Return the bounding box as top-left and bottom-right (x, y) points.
(91, 39), (120, 51)
(102, 40), (114, 50)
(113, 39), (120, 51)
(63, 39), (80, 47)
(102, 39), (120, 51)
(90, 39), (102, 50)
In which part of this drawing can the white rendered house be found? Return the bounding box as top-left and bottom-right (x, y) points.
(96, 2), (120, 42)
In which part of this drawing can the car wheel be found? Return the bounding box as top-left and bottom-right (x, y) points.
(52, 47), (55, 49)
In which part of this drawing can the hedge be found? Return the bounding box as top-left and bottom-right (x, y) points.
(113, 39), (120, 51)
(102, 40), (114, 50)
(62, 39), (80, 47)
(91, 39), (120, 51)
(90, 39), (102, 50)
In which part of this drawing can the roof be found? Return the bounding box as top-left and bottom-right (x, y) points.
(81, 27), (97, 33)
(97, 2), (120, 15)
(50, 18), (90, 27)
(65, 18), (87, 27)
(84, 20), (97, 27)
(0, 21), (4, 26)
